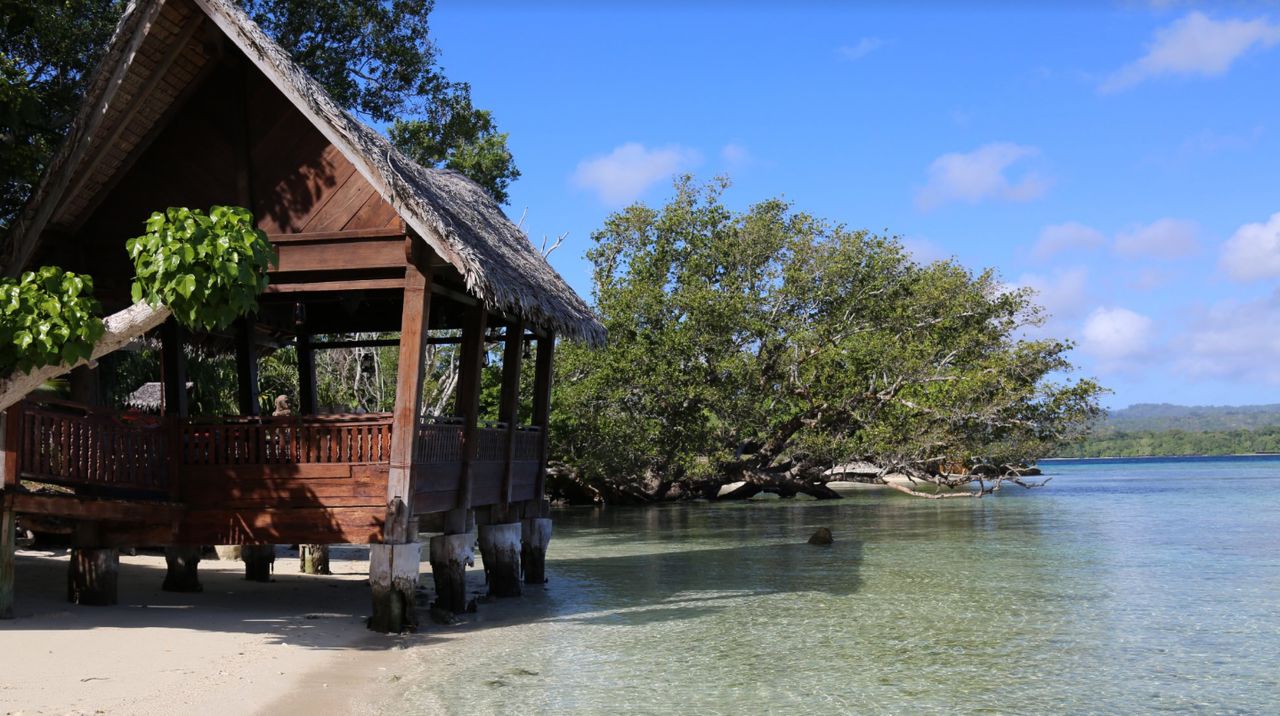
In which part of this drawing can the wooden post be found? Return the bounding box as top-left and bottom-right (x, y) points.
(1, 494), (14, 619)
(160, 321), (188, 419)
(242, 544), (274, 582)
(300, 544), (331, 575)
(68, 523), (117, 606)
(2, 409), (16, 618)
(297, 333), (317, 416)
(429, 303), (485, 614)
(370, 262), (432, 633)
(522, 333), (555, 585)
(235, 317), (261, 416)
(498, 319), (524, 512)
(158, 335), (203, 591)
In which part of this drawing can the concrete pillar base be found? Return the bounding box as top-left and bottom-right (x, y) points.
(478, 523), (522, 597)
(429, 532), (475, 613)
(521, 517), (552, 585)
(242, 544), (275, 582)
(68, 548), (118, 606)
(369, 542), (421, 633)
(161, 545), (203, 592)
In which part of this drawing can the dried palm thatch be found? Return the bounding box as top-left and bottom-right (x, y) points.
(4, 0), (604, 346)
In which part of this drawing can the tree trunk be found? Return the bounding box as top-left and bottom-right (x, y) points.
(429, 532), (474, 613)
(0, 302), (171, 411)
(478, 523), (521, 597)
(241, 544), (274, 582)
(521, 517), (552, 585)
(299, 544), (331, 575)
(161, 545), (202, 592)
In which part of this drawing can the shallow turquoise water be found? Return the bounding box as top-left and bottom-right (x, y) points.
(402, 457), (1280, 714)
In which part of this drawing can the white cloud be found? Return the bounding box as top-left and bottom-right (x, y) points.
(1017, 267), (1092, 322)
(1114, 218), (1200, 259)
(1101, 12), (1280, 93)
(837, 37), (884, 60)
(572, 143), (701, 205)
(720, 143), (752, 168)
(915, 143), (1048, 211)
(1032, 222), (1106, 261)
(1177, 292), (1280, 382)
(1081, 307), (1156, 365)
(1220, 212), (1280, 282)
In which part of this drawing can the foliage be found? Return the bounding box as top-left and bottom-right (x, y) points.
(1101, 402), (1280, 433)
(551, 178), (1105, 499)
(0, 0), (124, 231)
(127, 206), (276, 331)
(0, 266), (104, 375)
(1056, 426), (1280, 458)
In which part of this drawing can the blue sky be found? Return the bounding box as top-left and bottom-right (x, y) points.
(430, 2), (1280, 409)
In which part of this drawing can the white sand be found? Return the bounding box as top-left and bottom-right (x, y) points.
(0, 545), (417, 715)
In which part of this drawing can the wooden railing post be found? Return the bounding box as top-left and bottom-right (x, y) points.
(2, 405), (18, 491)
(454, 304), (488, 516)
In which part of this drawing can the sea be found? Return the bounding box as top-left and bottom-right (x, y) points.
(393, 456), (1280, 715)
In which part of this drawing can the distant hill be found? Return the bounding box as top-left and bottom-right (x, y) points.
(1103, 403), (1280, 433)
(1054, 403), (1280, 458)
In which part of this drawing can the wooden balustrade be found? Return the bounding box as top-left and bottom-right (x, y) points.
(416, 421), (463, 464)
(512, 428), (542, 462)
(179, 413), (393, 465)
(15, 401), (169, 493)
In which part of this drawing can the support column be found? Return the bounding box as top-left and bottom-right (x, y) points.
(521, 516), (553, 585)
(478, 521), (521, 597)
(300, 544), (330, 574)
(1, 497), (14, 619)
(235, 317), (261, 416)
(521, 334), (555, 584)
(370, 258), (432, 632)
(297, 333), (317, 416)
(430, 303), (485, 613)
(67, 523), (117, 606)
(162, 546), (203, 592)
(242, 544), (274, 582)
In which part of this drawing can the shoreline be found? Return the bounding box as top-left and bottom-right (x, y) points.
(0, 546), (418, 715)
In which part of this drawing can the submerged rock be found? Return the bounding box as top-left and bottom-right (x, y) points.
(808, 527), (834, 545)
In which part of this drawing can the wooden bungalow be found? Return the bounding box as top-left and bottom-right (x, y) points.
(0, 0), (602, 631)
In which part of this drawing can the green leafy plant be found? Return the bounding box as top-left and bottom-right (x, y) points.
(127, 206), (277, 331)
(0, 266), (105, 375)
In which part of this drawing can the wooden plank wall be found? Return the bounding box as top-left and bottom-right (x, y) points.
(179, 463), (388, 545)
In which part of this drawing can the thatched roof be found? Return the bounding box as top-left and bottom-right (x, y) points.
(4, 0), (604, 346)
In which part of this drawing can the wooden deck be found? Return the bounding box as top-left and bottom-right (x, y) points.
(4, 400), (545, 545)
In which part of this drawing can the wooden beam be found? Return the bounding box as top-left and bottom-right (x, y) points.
(235, 317), (260, 416)
(2, 407), (17, 490)
(531, 333), (556, 513)
(297, 333), (317, 415)
(160, 322), (189, 418)
(386, 264), (432, 541)
(264, 277), (406, 294)
(311, 338), (401, 350)
(1, 494), (14, 618)
(267, 227), (407, 244)
(455, 304), (488, 512)
(499, 318), (525, 508)
(12, 492), (184, 523)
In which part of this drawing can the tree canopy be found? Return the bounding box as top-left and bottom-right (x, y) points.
(549, 178), (1104, 502)
(0, 0), (518, 234)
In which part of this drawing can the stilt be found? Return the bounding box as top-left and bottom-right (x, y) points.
(521, 517), (552, 585)
(478, 522), (522, 597)
(429, 532), (475, 612)
(68, 523), (117, 606)
(162, 545), (203, 592)
(368, 541), (420, 632)
(300, 544), (331, 575)
(1, 501), (15, 619)
(213, 545), (242, 561)
(68, 549), (118, 605)
(242, 544), (274, 582)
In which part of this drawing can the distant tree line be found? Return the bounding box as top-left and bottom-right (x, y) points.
(1054, 426), (1280, 458)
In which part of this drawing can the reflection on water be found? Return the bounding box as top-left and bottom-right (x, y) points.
(398, 457), (1280, 714)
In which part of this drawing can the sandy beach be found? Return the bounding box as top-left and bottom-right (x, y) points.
(0, 545), (437, 715)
